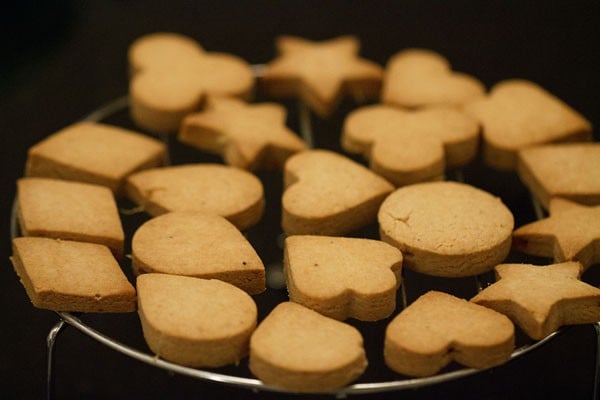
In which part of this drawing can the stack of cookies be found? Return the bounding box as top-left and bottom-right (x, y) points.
(10, 32), (599, 393)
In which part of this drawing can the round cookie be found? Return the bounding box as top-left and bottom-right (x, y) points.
(378, 181), (513, 277)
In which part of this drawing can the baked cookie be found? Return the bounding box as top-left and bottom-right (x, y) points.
(249, 301), (367, 392)
(261, 35), (383, 117)
(10, 237), (135, 312)
(517, 142), (600, 209)
(385, 291), (514, 377)
(342, 104), (479, 186)
(132, 211), (265, 294)
(472, 261), (600, 340)
(282, 149), (394, 235)
(129, 32), (254, 133)
(17, 177), (124, 258)
(125, 164), (264, 231)
(25, 122), (166, 194)
(465, 79), (592, 170)
(381, 49), (485, 108)
(284, 235), (403, 321)
(137, 273), (257, 367)
(179, 96), (306, 170)
(378, 181), (513, 277)
(512, 198), (600, 270)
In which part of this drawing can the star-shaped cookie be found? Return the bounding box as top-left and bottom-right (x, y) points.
(179, 96), (306, 170)
(129, 32), (254, 133)
(513, 198), (600, 269)
(261, 35), (383, 117)
(471, 261), (600, 340)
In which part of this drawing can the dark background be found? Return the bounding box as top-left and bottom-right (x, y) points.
(1, 1), (599, 399)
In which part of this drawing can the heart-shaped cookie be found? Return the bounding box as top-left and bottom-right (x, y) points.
(129, 32), (254, 133)
(132, 211), (265, 294)
(284, 235), (402, 321)
(385, 291), (514, 377)
(342, 104), (479, 186)
(381, 49), (485, 108)
(282, 150), (394, 235)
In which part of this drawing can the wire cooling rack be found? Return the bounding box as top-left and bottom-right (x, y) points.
(10, 72), (600, 399)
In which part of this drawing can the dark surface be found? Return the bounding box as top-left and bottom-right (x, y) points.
(2, 1), (599, 399)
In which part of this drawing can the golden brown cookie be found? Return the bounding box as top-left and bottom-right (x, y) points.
(10, 237), (135, 312)
(261, 35), (383, 117)
(284, 235), (403, 321)
(378, 181), (513, 277)
(282, 149), (394, 235)
(249, 301), (367, 392)
(129, 32), (254, 133)
(17, 177), (124, 258)
(125, 164), (264, 231)
(25, 122), (167, 194)
(472, 261), (600, 340)
(137, 273), (257, 367)
(342, 104), (479, 186)
(512, 198), (600, 270)
(517, 142), (600, 209)
(465, 79), (592, 170)
(132, 211), (265, 294)
(179, 96), (306, 170)
(381, 49), (485, 108)
(385, 291), (514, 377)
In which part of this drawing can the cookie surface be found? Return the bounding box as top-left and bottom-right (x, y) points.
(513, 198), (600, 270)
(125, 164), (264, 231)
(25, 122), (167, 194)
(132, 211), (265, 294)
(10, 237), (135, 312)
(381, 49), (485, 108)
(179, 96), (306, 170)
(284, 235), (402, 321)
(129, 32), (254, 133)
(517, 142), (600, 209)
(465, 79), (592, 170)
(282, 149), (394, 235)
(137, 274), (257, 367)
(385, 291), (514, 377)
(342, 104), (479, 186)
(249, 302), (367, 392)
(378, 181), (513, 277)
(17, 177), (124, 258)
(472, 261), (600, 340)
(261, 35), (383, 117)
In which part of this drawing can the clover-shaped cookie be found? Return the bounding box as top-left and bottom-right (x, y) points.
(513, 199), (600, 270)
(179, 96), (306, 170)
(465, 79), (592, 170)
(517, 143), (600, 209)
(125, 164), (264, 231)
(385, 291), (514, 377)
(282, 150), (394, 235)
(379, 181), (513, 277)
(284, 235), (403, 321)
(137, 273), (257, 367)
(381, 49), (485, 108)
(132, 211), (265, 294)
(472, 261), (600, 340)
(129, 32), (254, 133)
(342, 104), (479, 186)
(249, 302), (367, 392)
(261, 35), (383, 117)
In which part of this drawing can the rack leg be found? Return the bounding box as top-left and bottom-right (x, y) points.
(46, 319), (66, 400)
(593, 322), (600, 400)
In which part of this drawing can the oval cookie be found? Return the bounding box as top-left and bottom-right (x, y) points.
(137, 274), (257, 367)
(378, 181), (513, 277)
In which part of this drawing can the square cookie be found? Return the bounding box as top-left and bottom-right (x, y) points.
(26, 122), (167, 194)
(17, 177), (124, 258)
(11, 237), (136, 313)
